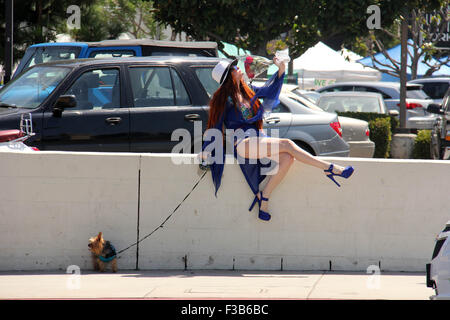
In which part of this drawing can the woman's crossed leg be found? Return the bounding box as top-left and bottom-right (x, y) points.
(235, 137), (345, 213)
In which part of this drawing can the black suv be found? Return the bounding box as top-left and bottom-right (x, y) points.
(428, 87), (450, 159)
(0, 56), (222, 152)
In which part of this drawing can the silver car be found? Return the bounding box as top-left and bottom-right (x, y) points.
(408, 77), (450, 105)
(263, 94), (350, 157)
(316, 91), (394, 115)
(284, 90), (374, 158)
(316, 81), (436, 129)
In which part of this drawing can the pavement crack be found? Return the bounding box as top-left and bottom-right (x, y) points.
(306, 271), (326, 299)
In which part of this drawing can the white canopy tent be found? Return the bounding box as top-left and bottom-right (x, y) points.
(292, 42), (381, 89)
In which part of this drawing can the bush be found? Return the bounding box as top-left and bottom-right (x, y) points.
(337, 112), (394, 158)
(412, 130), (432, 159)
(369, 117), (392, 158)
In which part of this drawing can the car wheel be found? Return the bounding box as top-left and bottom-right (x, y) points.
(294, 140), (316, 156)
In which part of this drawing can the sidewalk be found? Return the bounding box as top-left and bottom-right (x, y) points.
(0, 270), (434, 300)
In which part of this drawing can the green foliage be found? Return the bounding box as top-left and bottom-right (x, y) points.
(105, 0), (164, 40)
(69, 1), (127, 41)
(0, 0), (94, 64)
(0, 0), (163, 64)
(369, 117), (392, 158)
(153, 0), (300, 56)
(413, 130), (432, 159)
(337, 111), (399, 132)
(337, 111), (395, 158)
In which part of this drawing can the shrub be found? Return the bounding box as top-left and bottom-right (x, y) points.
(337, 112), (394, 158)
(412, 130), (432, 159)
(369, 117), (392, 158)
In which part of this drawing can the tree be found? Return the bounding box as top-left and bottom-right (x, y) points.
(152, 0), (419, 60)
(105, 0), (165, 40)
(68, 1), (127, 41)
(358, 4), (449, 80)
(152, 0), (297, 56)
(0, 0), (94, 64)
(347, 1), (448, 129)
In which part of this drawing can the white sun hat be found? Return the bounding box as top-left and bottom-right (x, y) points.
(212, 59), (238, 86)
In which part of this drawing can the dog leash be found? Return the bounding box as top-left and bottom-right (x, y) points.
(116, 168), (208, 257)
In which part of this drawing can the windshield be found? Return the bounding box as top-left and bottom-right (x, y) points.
(21, 46), (81, 71)
(318, 96), (382, 113)
(406, 87), (431, 99)
(0, 66), (71, 109)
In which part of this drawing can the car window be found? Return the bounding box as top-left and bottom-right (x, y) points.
(406, 88), (430, 99)
(353, 86), (392, 99)
(416, 82), (449, 99)
(0, 66), (70, 109)
(170, 68), (191, 105)
(128, 66), (190, 107)
(65, 68), (121, 110)
(88, 50), (136, 58)
(317, 96), (382, 113)
(22, 46), (81, 70)
(193, 67), (219, 97)
(271, 102), (290, 113)
(319, 86), (349, 93)
(443, 89), (450, 112)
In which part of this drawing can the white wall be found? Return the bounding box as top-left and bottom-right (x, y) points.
(0, 151), (448, 272)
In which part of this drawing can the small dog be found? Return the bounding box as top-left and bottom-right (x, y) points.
(88, 232), (118, 273)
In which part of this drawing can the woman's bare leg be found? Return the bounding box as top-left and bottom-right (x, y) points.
(258, 152), (294, 212)
(236, 137), (344, 172)
(236, 137), (345, 213)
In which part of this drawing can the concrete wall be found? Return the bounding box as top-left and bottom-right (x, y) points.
(0, 151), (448, 272)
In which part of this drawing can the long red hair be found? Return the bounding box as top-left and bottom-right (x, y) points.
(207, 72), (262, 131)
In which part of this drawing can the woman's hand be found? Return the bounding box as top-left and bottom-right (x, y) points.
(273, 56), (285, 78)
(197, 151), (211, 170)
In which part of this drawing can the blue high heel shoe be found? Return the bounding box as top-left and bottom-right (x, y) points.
(324, 164), (354, 187)
(249, 191), (271, 221)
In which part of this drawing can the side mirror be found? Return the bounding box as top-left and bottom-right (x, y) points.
(427, 103), (444, 115)
(389, 110), (399, 117)
(53, 95), (77, 117)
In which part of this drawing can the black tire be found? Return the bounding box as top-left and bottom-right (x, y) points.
(293, 140), (316, 156)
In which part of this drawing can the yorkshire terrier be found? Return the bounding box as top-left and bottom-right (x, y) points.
(88, 232), (118, 273)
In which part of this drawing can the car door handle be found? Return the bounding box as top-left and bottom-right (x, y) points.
(265, 117), (281, 124)
(105, 117), (122, 125)
(184, 114), (201, 122)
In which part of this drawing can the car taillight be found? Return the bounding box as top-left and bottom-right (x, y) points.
(31, 147), (40, 151)
(365, 128), (370, 137)
(396, 102), (423, 109)
(330, 121), (342, 137)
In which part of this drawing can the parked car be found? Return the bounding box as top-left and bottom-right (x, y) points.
(0, 56), (349, 157)
(266, 94), (350, 157)
(427, 87), (450, 159)
(11, 39), (218, 80)
(316, 81), (436, 129)
(316, 91), (395, 115)
(283, 91), (374, 158)
(408, 77), (450, 105)
(293, 89), (321, 104)
(427, 220), (450, 300)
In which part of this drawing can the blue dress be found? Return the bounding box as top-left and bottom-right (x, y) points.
(202, 71), (285, 198)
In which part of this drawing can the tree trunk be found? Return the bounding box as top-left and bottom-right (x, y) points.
(399, 8), (409, 130)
